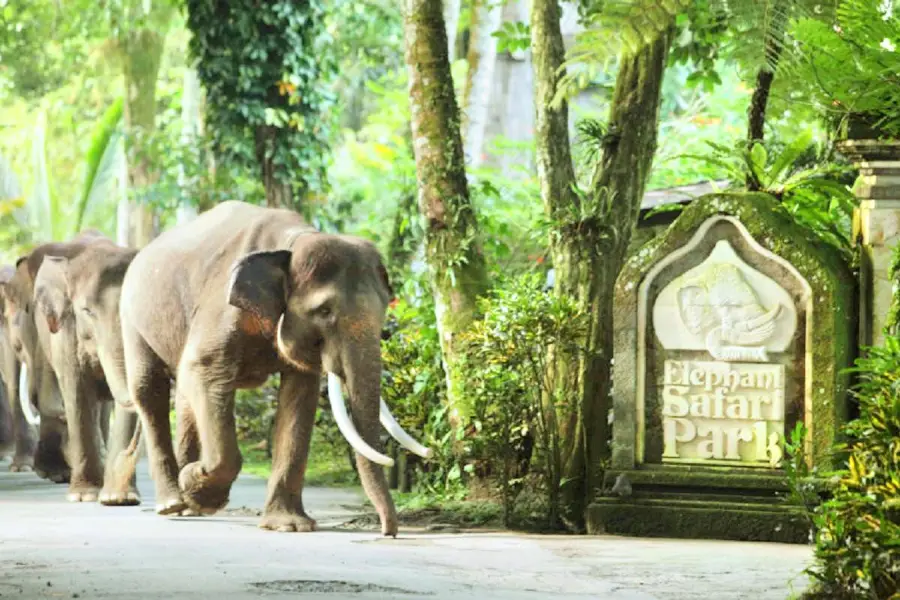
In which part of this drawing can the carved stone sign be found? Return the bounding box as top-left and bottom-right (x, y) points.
(591, 192), (856, 543)
(660, 360), (784, 467)
(651, 239), (794, 468)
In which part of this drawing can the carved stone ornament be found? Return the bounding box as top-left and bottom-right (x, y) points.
(652, 239), (797, 362)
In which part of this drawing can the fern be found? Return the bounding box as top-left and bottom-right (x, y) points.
(557, 0), (829, 102)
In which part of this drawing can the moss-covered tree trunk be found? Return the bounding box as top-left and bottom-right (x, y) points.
(121, 28), (165, 247)
(404, 0), (490, 418)
(531, 0), (672, 530)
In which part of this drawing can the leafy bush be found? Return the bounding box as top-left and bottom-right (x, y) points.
(804, 338), (900, 599)
(457, 274), (588, 529)
(381, 285), (459, 496)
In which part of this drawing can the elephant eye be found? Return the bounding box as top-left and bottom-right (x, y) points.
(315, 305), (332, 318)
(80, 306), (95, 317)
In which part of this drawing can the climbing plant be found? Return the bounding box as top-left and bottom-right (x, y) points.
(184, 0), (338, 210)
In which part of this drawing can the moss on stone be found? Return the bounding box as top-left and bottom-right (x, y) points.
(587, 499), (810, 543)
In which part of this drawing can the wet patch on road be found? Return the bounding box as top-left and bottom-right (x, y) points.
(250, 580), (426, 595)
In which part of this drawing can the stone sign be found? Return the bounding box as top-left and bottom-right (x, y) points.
(587, 192), (856, 544)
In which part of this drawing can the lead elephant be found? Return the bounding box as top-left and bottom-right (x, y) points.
(119, 200), (430, 534)
(0, 264), (37, 470)
(34, 238), (142, 504)
(0, 231), (111, 486)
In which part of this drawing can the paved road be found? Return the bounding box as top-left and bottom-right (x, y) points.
(0, 458), (813, 599)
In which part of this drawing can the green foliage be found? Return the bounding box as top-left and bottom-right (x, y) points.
(457, 274), (589, 529)
(185, 0), (338, 204)
(803, 338), (900, 599)
(681, 132), (856, 260)
(790, 0), (900, 137)
(74, 98), (124, 234)
(492, 20), (531, 54)
(380, 281), (459, 495)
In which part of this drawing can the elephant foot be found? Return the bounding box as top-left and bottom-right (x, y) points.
(155, 494), (189, 516)
(9, 455), (34, 472)
(99, 487), (141, 507)
(66, 484), (100, 503)
(34, 440), (70, 484)
(259, 511), (317, 533)
(178, 462), (231, 516)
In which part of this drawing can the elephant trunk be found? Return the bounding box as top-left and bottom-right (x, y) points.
(337, 340), (398, 537)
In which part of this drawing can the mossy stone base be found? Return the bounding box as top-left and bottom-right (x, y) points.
(586, 498), (810, 544)
(587, 467), (813, 544)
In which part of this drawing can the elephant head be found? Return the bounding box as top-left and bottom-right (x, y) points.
(226, 233), (430, 512)
(33, 243), (137, 409)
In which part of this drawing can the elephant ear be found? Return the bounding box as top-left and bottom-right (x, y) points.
(34, 256), (70, 335)
(227, 250), (292, 330)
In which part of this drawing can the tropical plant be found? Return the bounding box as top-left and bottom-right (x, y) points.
(680, 131), (856, 259)
(790, 0), (900, 138)
(803, 337), (900, 599)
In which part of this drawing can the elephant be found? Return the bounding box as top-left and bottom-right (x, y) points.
(0, 264), (38, 470)
(119, 200), (430, 535)
(34, 238), (142, 504)
(0, 230), (111, 486)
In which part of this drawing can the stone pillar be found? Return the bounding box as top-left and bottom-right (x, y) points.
(839, 140), (900, 347)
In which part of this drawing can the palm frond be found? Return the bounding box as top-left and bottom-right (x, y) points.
(72, 97), (125, 237)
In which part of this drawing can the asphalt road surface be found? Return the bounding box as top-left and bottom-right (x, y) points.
(0, 458), (813, 599)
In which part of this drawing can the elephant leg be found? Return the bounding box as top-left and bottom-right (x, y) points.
(9, 365), (37, 472)
(176, 365), (241, 516)
(259, 370), (320, 533)
(98, 400), (112, 449)
(34, 416), (70, 484)
(99, 403), (141, 507)
(33, 369), (70, 483)
(0, 382), (13, 459)
(61, 380), (105, 502)
(9, 404), (37, 472)
(123, 323), (182, 515)
(174, 386), (200, 471)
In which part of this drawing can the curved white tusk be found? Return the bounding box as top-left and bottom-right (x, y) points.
(326, 372), (394, 467)
(19, 364), (40, 426)
(380, 399), (433, 459)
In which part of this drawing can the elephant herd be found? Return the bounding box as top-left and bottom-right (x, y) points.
(0, 201), (430, 536)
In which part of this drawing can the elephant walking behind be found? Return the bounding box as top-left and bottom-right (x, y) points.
(119, 200), (430, 534)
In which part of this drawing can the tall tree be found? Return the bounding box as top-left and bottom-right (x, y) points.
(109, 0), (176, 247)
(185, 0), (337, 211)
(531, 0), (673, 528)
(403, 0), (490, 418)
(463, 0), (503, 167)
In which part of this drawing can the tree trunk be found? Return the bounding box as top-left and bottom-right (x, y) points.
(463, 0), (503, 167)
(255, 126), (294, 209)
(442, 0), (461, 61)
(121, 28), (165, 248)
(531, 0), (673, 530)
(404, 0), (490, 420)
(745, 0), (787, 190)
(177, 65), (202, 225)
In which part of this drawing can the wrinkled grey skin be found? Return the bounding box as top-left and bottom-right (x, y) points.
(120, 201), (398, 534)
(34, 240), (142, 505)
(0, 264), (37, 470)
(0, 231), (111, 488)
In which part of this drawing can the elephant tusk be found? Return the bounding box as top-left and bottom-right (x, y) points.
(379, 399), (433, 459)
(19, 364), (40, 426)
(326, 372), (394, 467)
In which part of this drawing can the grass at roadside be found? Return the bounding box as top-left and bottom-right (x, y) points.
(238, 439), (358, 487)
